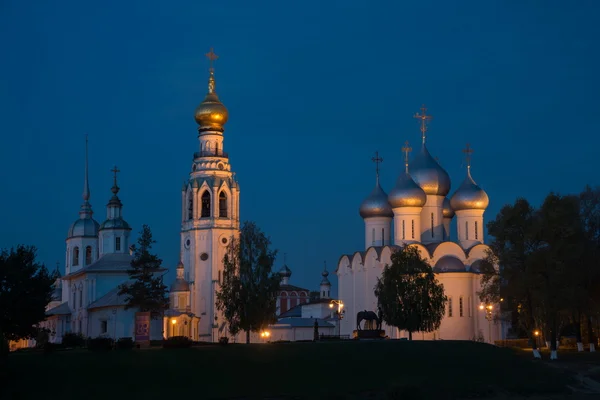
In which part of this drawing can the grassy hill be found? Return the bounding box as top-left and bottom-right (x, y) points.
(1, 340), (583, 399)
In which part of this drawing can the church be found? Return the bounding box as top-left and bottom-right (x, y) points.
(335, 108), (503, 343)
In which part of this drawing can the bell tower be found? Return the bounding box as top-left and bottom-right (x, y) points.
(180, 48), (240, 342)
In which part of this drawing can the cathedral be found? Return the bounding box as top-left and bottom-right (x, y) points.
(335, 107), (503, 343)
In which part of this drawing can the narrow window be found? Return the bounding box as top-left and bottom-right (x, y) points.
(431, 212), (434, 238)
(85, 246), (92, 265)
(72, 292), (76, 308)
(79, 290), (83, 308)
(465, 221), (469, 240)
(459, 297), (464, 317)
(100, 320), (108, 334)
(448, 297), (453, 317)
(201, 191), (211, 218)
(78, 320), (82, 333)
(475, 221), (478, 240)
(115, 237), (121, 251)
(372, 228), (375, 245)
(188, 194), (193, 220)
(402, 220), (405, 240)
(73, 247), (79, 266)
(381, 228), (385, 246)
(411, 220), (415, 239)
(219, 191), (228, 218)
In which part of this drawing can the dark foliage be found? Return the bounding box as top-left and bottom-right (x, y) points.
(218, 337), (229, 345)
(118, 225), (168, 319)
(116, 337), (134, 350)
(87, 337), (114, 351)
(163, 336), (192, 348)
(0, 246), (55, 341)
(62, 332), (86, 348)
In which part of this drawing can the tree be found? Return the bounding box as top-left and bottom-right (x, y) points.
(479, 198), (545, 358)
(0, 246), (55, 343)
(216, 221), (280, 344)
(118, 225), (168, 319)
(374, 246), (447, 340)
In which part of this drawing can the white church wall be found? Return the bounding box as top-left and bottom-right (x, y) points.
(363, 217), (392, 248)
(88, 307), (137, 339)
(436, 273), (476, 340)
(420, 195), (445, 244)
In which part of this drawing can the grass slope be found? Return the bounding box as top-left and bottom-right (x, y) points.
(2, 341), (575, 399)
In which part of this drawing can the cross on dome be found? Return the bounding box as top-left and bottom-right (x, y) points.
(111, 165), (120, 195)
(402, 141), (412, 173)
(413, 104), (433, 144)
(463, 143), (474, 171)
(371, 151), (383, 181)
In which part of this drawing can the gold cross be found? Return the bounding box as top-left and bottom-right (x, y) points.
(111, 165), (120, 186)
(205, 47), (218, 71)
(463, 143), (474, 169)
(413, 104), (433, 144)
(402, 141), (412, 173)
(371, 151), (383, 177)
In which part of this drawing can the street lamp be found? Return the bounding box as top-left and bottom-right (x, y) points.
(479, 303), (493, 343)
(171, 318), (177, 337)
(260, 330), (271, 342)
(329, 300), (345, 337)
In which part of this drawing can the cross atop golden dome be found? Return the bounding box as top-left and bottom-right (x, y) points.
(194, 47), (229, 132)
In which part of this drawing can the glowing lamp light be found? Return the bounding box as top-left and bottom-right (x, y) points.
(479, 304), (485, 310)
(171, 319), (177, 325)
(534, 330), (540, 336)
(329, 304), (334, 309)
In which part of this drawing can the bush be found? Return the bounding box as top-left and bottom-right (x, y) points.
(163, 336), (192, 349)
(218, 337), (229, 346)
(62, 332), (86, 348)
(0, 334), (8, 359)
(116, 337), (134, 350)
(87, 337), (114, 351)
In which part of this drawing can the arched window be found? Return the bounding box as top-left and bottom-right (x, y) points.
(431, 213), (434, 238)
(372, 228), (375, 245)
(219, 191), (228, 218)
(201, 191), (211, 218)
(402, 220), (405, 240)
(85, 246), (92, 265)
(411, 220), (415, 239)
(290, 292), (298, 308)
(475, 221), (479, 240)
(459, 296), (464, 317)
(465, 221), (469, 240)
(188, 194), (193, 220)
(73, 247), (79, 266)
(280, 292), (288, 314)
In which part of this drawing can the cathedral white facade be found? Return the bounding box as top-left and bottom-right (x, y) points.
(336, 107), (502, 343)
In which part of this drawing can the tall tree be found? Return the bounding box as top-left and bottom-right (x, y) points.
(118, 225), (168, 319)
(216, 221), (280, 343)
(374, 246), (446, 340)
(0, 246), (55, 342)
(578, 185), (600, 352)
(479, 198), (545, 358)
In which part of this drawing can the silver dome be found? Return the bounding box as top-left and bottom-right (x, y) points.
(68, 218), (100, 238)
(99, 217), (131, 231)
(449, 170), (489, 211)
(388, 172), (427, 208)
(321, 268), (331, 286)
(410, 145), (451, 196)
(279, 264), (292, 278)
(442, 197), (455, 218)
(359, 180), (393, 219)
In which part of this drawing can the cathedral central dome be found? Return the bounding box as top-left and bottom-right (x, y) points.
(194, 91), (229, 131)
(410, 145), (451, 196)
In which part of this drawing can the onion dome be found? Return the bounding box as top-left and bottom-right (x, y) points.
(69, 136), (99, 238)
(99, 166), (131, 231)
(194, 48), (228, 131)
(321, 263), (331, 286)
(410, 145), (451, 196)
(442, 197), (455, 218)
(388, 172), (427, 208)
(359, 179), (394, 219)
(450, 169), (489, 211)
(170, 261), (190, 292)
(278, 264), (292, 279)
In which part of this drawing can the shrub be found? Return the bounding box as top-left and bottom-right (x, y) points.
(35, 328), (50, 349)
(87, 337), (114, 351)
(218, 337), (229, 345)
(62, 332), (86, 348)
(0, 334), (9, 359)
(116, 337), (134, 350)
(163, 336), (192, 349)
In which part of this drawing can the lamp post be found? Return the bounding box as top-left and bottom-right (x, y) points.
(329, 300), (345, 337)
(479, 304), (493, 343)
(260, 330), (271, 343)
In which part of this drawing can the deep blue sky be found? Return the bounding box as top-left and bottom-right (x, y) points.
(1, 1), (599, 293)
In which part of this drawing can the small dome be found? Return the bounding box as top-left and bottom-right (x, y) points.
(442, 197), (455, 218)
(388, 172), (427, 208)
(51, 285), (62, 302)
(68, 218), (100, 238)
(359, 181), (393, 219)
(469, 260), (483, 273)
(194, 91), (228, 130)
(99, 217), (131, 231)
(279, 264), (292, 278)
(410, 145), (451, 196)
(450, 170), (489, 211)
(433, 256), (466, 273)
(321, 268), (331, 286)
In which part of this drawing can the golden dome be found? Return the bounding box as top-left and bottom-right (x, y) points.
(194, 70), (228, 131)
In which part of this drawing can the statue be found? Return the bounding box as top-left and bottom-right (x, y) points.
(356, 310), (382, 331)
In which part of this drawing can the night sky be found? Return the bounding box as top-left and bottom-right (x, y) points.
(1, 1), (599, 294)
